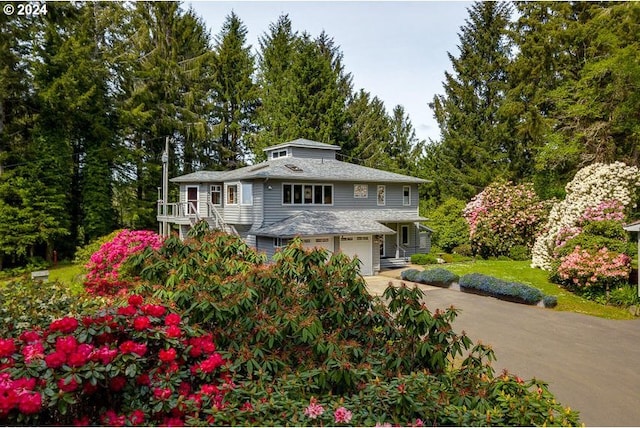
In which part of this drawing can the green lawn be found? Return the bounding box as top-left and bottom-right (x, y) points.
(421, 260), (634, 320)
(48, 263), (85, 294)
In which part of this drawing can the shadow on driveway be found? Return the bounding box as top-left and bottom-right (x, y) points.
(365, 276), (640, 427)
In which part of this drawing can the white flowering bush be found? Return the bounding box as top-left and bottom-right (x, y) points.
(531, 162), (640, 270)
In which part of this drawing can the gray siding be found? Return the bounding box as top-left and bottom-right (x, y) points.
(262, 181), (419, 224)
(223, 181), (259, 225)
(180, 183), (224, 218)
(382, 223), (428, 258)
(290, 147), (336, 159)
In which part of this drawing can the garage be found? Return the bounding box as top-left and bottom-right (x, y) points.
(301, 236), (334, 253)
(340, 235), (373, 276)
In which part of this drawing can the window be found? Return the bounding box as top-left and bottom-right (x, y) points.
(401, 225), (409, 245)
(241, 183), (253, 205)
(283, 184), (333, 205)
(403, 186), (411, 206)
(354, 184), (368, 198)
(377, 185), (386, 206)
(274, 237), (290, 248)
(271, 149), (288, 159)
(210, 185), (221, 205)
(227, 184), (238, 205)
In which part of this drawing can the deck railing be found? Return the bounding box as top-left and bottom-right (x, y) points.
(157, 201), (200, 221)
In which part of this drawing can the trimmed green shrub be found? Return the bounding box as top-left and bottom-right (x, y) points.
(441, 253), (455, 263)
(543, 295), (558, 308)
(509, 245), (531, 261)
(416, 268), (459, 288)
(452, 243), (473, 257)
(400, 269), (421, 282)
(459, 273), (544, 305)
(410, 253), (437, 265)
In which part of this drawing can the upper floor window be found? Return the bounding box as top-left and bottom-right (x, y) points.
(377, 185), (386, 206)
(403, 186), (411, 206)
(210, 185), (221, 205)
(283, 183), (333, 205)
(227, 184), (238, 205)
(241, 183), (253, 205)
(271, 149), (289, 159)
(354, 184), (368, 198)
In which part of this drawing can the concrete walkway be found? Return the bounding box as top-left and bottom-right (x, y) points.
(364, 275), (640, 427)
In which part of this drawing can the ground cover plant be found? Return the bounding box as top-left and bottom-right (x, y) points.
(0, 226), (582, 425)
(458, 273), (546, 306)
(423, 260), (633, 319)
(401, 268), (459, 288)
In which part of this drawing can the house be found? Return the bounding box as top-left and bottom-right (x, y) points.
(156, 138), (432, 275)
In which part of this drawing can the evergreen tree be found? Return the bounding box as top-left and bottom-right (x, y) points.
(255, 16), (350, 157)
(389, 105), (425, 176)
(116, 2), (213, 228)
(344, 89), (392, 169)
(210, 12), (258, 169)
(428, 1), (513, 201)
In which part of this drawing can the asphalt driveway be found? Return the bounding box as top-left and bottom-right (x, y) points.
(365, 276), (640, 426)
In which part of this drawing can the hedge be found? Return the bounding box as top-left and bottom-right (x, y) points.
(459, 273), (544, 305)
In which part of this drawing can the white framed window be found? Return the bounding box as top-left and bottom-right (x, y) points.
(354, 184), (368, 198)
(403, 185), (411, 206)
(401, 225), (409, 245)
(377, 185), (386, 206)
(210, 185), (221, 205)
(226, 184), (238, 205)
(241, 182), (253, 205)
(274, 237), (290, 248)
(282, 183), (333, 205)
(271, 149), (288, 159)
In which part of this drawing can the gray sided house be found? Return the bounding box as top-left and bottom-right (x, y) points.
(157, 138), (432, 275)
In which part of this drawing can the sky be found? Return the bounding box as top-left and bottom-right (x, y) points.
(188, 1), (474, 143)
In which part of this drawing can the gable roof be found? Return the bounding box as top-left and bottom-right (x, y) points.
(263, 138), (340, 152)
(172, 157), (428, 183)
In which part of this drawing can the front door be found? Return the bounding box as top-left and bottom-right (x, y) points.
(187, 186), (198, 215)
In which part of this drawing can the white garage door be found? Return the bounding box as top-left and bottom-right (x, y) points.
(340, 235), (373, 276)
(301, 236), (334, 252)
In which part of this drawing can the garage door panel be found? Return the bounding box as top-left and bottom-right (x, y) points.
(340, 235), (372, 276)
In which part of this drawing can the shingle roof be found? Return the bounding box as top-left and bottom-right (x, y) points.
(263, 138), (340, 152)
(172, 157), (428, 184)
(251, 211), (396, 237)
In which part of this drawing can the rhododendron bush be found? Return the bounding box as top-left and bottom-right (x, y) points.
(532, 162), (640, 270)
(463, 182), (551, 258)
(84, 229), (164, 295)
(0, 295), (229, 426)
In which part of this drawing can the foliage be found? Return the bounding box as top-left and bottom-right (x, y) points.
(125, 232), (474, 394)
(212, 359), (579, 427)
(84, 230), (164, 296)
(532, 162), (640, 270)
(439, 260), (633, 319)
(0, 295), (229, 425)
(508, 245), (530, 261)
(401, 268), (459, 288)
(73, 229), (125, 266)
(423, 197), (470, 253)
(0, 279), (107, 338)
(608, 285), (640, 308)
(463, 182), (551, 259)
(459, 273), (545, 305)
(410, 253), (437, 265)
(554, 247), (630, 292)
(542, 295), (558, 309)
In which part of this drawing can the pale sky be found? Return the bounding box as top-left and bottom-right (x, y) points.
(188, 1), (473, 143)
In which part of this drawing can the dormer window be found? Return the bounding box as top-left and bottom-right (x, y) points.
(271, 149), (289, 159)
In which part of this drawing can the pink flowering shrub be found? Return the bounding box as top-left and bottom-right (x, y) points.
(463, 182), (551, 258)
(556, 247), (631, 290)
(84, 229), (164, 296)
(0, 295), (229, 426)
